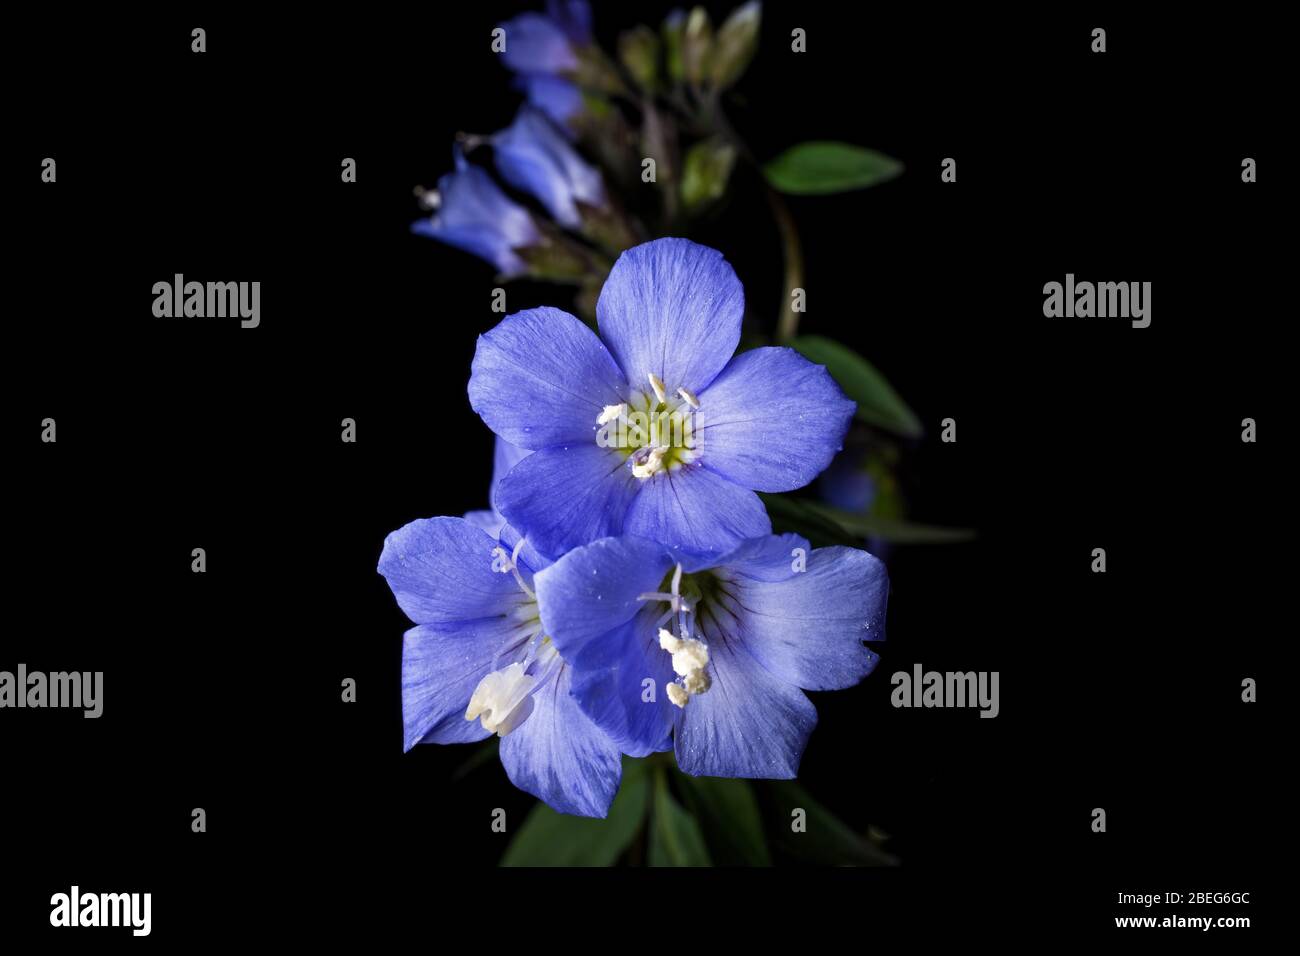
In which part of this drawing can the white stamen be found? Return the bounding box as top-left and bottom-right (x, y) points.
(659, 628), (709, 677)
(596, 403), (628, 425)
(676, 386), (700, 409)
(666, 683), (690, 708)
(631, 445), (668, 478)
(648, 372), (667, 403)
(465, 662), (537, 736)
(490, 539), (535, 600)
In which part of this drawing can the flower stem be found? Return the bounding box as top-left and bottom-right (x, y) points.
(767, 186), (804, 343)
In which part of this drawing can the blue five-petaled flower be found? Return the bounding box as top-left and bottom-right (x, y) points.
(535, 533), (889, 778)
(468, 237), (857, 559)
(379, 517), (623, 817)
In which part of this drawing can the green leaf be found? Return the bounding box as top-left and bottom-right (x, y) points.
(764, 780), (899, 866)
(805, 503), (977, 544)
(764, 142), (903, 195)
(648, 769), (712, 866)
(790, 335), (922, 438)
(759, 493), (860, 548)
(675, 771), (771, 865)
(500, 758), (649, 866)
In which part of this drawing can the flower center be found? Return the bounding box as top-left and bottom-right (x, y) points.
(465, 537), (561, 736)
(637, 563), (713, 707)
(596, 372), (701, 479)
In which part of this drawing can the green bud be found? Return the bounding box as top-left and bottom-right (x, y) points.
(662, 10), (687, 83)
(680, 135), (738, 214)
(711, 1), (762, 90)
(682, 7), (714, 87)
(618, 25), (661, 92)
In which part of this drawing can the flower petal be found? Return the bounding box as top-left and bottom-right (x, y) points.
(516, 74), (584, 129)
(499, 13), (578, 73)
(534, 534), (676, 661)
(469, 307), (627, 449)
(496, 444), (642, 558)
(728, 546), (888, 691)
(500, 664), (623, 817)
(622, 464), (770, 556)
(696, 346), (855, 492)
(596, 238), (743, 393)
(378, 517), (521, 624)
(402, 621), (524, 751)
(673, 616), (817, 778)
(566, 608), (677, 757)
(494, 108), (604, 229)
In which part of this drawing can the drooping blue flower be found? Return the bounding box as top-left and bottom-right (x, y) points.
(533, 532), (889, 776)
(493, 107), (605, 230)
(468, 237), (857, 558)
(411, 148), (541, 277)
(498, 1), (592, 76)
(378, 516), (622, 817)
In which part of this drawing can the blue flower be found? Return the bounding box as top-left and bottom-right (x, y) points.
(468, 237), (857, 558)
(498, 1), (592, 75)
(412, 148), (540, 277)
(493, 107), (605, 230)
(533, 533), (889, 776)
(378, 516), (622, 817)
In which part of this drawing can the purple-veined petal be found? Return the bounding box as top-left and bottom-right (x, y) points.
(469, 306), (627, 450)
(402, 620), (527, 751)
(566, 607), (677, 757)
(534, 535), (677, 661)
(495, 444), (642, 558)
(727, 545), (888, 691)
(500, 663), (623, 817)
(673, 613), (817, 778)
(596, 238), (744, 394)
(695, 346), (855, 492)
(378, 517), (522, 625)
(622, 464), (770, 556)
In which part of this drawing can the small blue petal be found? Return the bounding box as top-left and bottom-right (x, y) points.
(516, 74), (584, 130)
(401, 621), (520, 751)
(674, 615), (818, 778)
(727, 545), (888, 691)
(499, 13), (579, 73)
(696, 346), (856, 492)
(500, 663), (623, 817)
(597, 238), (744, 394)
(496, 445), (642, 560)
(469, 306), (627, 450)
(622, 464), (770, 555)
(378, 517), (520, 625)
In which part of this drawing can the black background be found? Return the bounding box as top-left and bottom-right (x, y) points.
(4, 2), (1279, 943)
